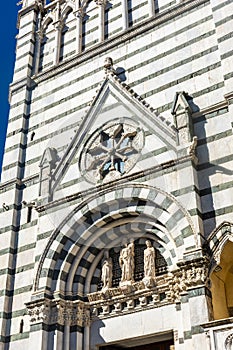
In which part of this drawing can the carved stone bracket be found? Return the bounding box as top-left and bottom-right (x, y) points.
(26, 299), (90, 327)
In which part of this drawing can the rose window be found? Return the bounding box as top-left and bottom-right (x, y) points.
(80, 121), (144, 183)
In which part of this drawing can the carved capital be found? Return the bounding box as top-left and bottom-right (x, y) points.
(27, 299), (90, 327)
(169, 262), (209, 302)
(27, 300), (51, 324)
(57, 300), (90, 327)
(75, 7), (85, 19)
(53, 20), (63, 31)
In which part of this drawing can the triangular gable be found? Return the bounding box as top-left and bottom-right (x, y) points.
(49, 72), (178, 195)
(171, 91), (192, 116)
(39, 147), (58, 168)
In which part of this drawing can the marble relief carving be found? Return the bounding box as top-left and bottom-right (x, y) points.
(169, 263), (208, 302)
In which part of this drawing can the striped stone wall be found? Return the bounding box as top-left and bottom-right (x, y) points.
(0, 0), (233, 347)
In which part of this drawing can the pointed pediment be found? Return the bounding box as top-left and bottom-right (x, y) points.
(86, 72), (176, 144)
(49, 73), (178, 196)
(39, 147), (58, 168)
(171, 91), (192, 116)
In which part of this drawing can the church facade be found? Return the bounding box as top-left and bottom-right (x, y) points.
(1, 0), (233, 349)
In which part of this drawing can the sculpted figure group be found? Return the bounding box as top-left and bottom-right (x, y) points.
(101, 239), (156, 290)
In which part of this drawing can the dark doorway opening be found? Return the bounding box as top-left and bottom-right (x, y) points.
(100, 339), (174, 350)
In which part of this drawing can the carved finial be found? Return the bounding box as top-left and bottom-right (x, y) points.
(95, 0), (108, 6)
(104, 57), (116, 75)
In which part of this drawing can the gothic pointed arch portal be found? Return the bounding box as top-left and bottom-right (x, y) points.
(34, 184), (198, 297)
(208, 222), (233, 320)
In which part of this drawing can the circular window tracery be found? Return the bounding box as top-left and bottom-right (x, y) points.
(80, 120), (144, 183)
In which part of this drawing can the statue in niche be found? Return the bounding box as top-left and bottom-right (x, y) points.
(101, 257), (113, 291)
(143, 240), (156, 288)
(119, 240), (135, 285)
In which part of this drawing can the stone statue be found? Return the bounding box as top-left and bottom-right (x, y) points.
(101, 257), (112, 290)
(104, 57), (113, 70)
(144, 240), (156, 278)
(119, 240), (135, 285)
(104, 57), (116, 74)
(143, 240), (156, 287)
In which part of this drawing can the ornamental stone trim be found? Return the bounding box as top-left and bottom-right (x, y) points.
(168, 259), (209, 302)
(26, 299), (90, 327)
(88, 275), (170, 319)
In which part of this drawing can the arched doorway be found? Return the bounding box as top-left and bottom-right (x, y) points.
(211, 240), (233, 319)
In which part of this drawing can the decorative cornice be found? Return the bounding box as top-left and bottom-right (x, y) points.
(201, 317), (233, 329)
(91, 71), (175, 132)
(192, 99), (229, 119)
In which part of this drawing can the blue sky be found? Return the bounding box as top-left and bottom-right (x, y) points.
(0, 3), (18, 179)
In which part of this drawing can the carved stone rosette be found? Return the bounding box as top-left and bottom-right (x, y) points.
(26, 299), (90, 327)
